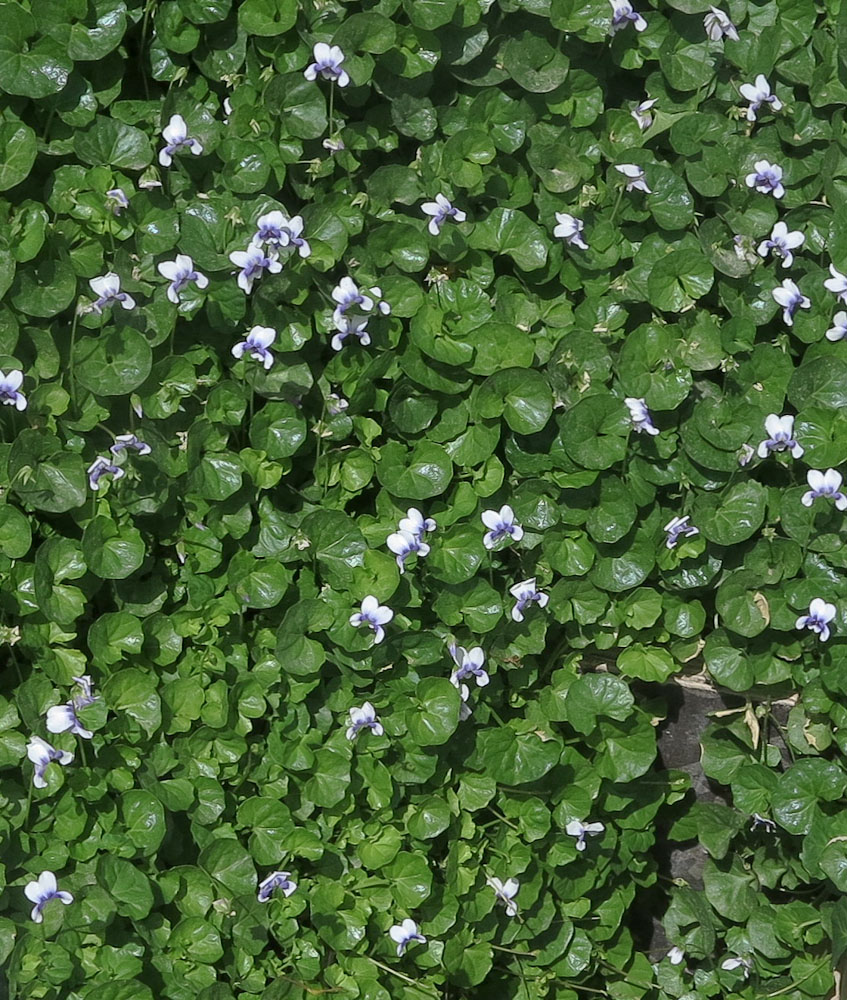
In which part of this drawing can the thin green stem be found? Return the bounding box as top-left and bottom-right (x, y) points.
(68, 308), (80, 411)
(328, 80), (335, 137)
(609, 184), (625, 224)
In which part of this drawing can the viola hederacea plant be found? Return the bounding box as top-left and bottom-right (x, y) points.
(704, 6), (739, 40)
(487, 877), (520, 917)
(756, 413), (804, 459)
(345, 702), (384, 740)
(5, 4), (847, 997)
(388, 919), (426, 957)
(24, 872), (73, 924)
(257, 871), (297, 903)
(739, 74), (782, 122)
(801, 469), (847, 509)
(796, 598), (837, 641)
(349, 596), (393, 644)
(757, 222), (805, 267)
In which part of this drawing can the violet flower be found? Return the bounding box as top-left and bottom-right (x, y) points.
(553, 213), (589, 249)
(481, 505), (524, 549)
(509, 578), (548, 623)
(824, 264), (847, 304)
(631, 98), (657, 131)
(110, 434), (151, 457)
(756, 414), (803, 459)
(386, 528), (430, 574)
(664, 515), (699, 549)
(826, 312), (847, 341)
(565, 818), (605, 851)
(615, 164), (651, 193)
(304, 43), (350, 87)
(389, 918), (426, 957)
(24, 872), (73, 923)
(745, 160), (784, 198)
(106, 189), (129, 215)
(89, 272), (136, 313)
(350, 595), (393, 644)
(158, 114), (203, 167)
(332, 277), (373, 323)
(157, 254), (208, 304)
(421, 194), (466, 236)
(801, 469), (847, 510)
(257, 871), (297, 902)
(399, 508), (436, 538)
(346, 702), (384, 740)
(795, 598), (836, 641)
(772, 278), (810, 326)
(87, 456), (125, 492)
(704, 6), (739, 40)
(757, 222), (804, 268)
(330, 314), (370, 352)
(739, 75), (782, 122)
(0, 370), (26, 410)
(625, 397), (659, 435)
(609, 0), (647, 33)
(487, 877), (519, 917)
(27, 736), (73, 789)
(449, 643), (489, 689)
(232, 326), (276, 370)
(229, 244), (282, 294)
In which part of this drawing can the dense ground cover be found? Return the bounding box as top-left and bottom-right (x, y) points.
(2, 0), (847, 997)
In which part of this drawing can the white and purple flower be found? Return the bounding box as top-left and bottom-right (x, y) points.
(739, 75), (782, 122)
(398, 508), (436, 538)
(481, 505), (524, 550)
(232, 326), (276, 370)
(257, 871), (297, 903)
(745, 160), (784, 198)
(826, 311), (847, 342)
(386, 528), (430, 573)
(27, 736), (73, 789)
(106, 188), (129, 215)
(509, 578), (548, 623)
(158, 114), (203, 167)
(795, 598), (836, 642)
(487, 877), (519, 917)
(553, 213), (589, 249)
(24, 871), (73, 923)
(565, 818), (605, 851)
(772, 278), (810, 326)
(304, 43), (350, 87)
(631, 98), (657, 131)
(704, 6), (739, 40)
(346, 702), (384, 741)
(229, 244), (282, 294)
(664, 515), (699, 549)
(331, 314), (371, 352)
(802, 469), (847, 510)
(721, 956), (753, 978)
(350, 596), (393, 644)
(157, 254), (208, 304)
(87, 456), (125, 492)
(609, 0), (647, 33)
(625, 397), (659, 435)
(0, 370), (27, 411)
(757, 222), (804, 268)
(110, 434), (151, 457)
(389, 918), (426, 957)
(615, 164), (651, 193)
(449, 643), (489, 690)
(421, 194), (466, 236)
(824, 264), (847, 304)
(89, 272), (136, 313)
(756, 414), (804, 459)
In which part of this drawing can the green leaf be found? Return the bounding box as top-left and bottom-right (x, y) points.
(0, 119), (36, 191)
(469, 208), (549, 271)
(693, 481), (767, 545)
(406, 677), (461, 747)
(474, 724), (562, 784)
(377, 441), (454, 499)
(74, 116), (154, 170)
(74, 329), (154, 396)
(82, 516), (145, 580)
(199, 838), (257, 896)
(121, 789), (166, 854)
